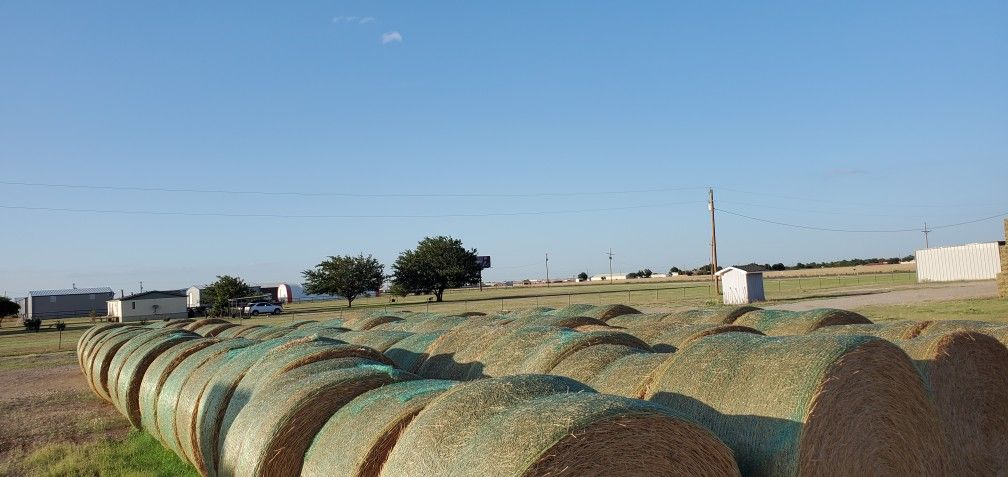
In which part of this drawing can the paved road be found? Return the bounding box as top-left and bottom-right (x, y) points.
(774, 280), (998, 312)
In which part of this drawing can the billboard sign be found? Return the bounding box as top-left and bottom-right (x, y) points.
(476, 256), (491, 269)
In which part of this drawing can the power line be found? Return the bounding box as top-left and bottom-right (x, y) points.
(718, 187), (993, 209)
(0, 180), (706, 199)
(716, 208), (1007, 233)
(0, 201), (703, 219)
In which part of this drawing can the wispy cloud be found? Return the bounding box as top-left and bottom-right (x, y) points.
(332, 15), (375, 25)
(381, 31), (403, 44)
(359, 16), (375, 24)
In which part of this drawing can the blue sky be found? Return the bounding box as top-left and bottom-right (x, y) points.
(1, 1), (1006, 296)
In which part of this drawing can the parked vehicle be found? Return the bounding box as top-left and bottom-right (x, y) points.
(244, 302), (282, 316)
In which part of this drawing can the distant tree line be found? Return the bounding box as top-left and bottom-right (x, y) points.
(667, 254), (914, 277)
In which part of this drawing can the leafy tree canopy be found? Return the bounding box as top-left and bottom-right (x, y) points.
(302, 254), (385, 307)
(204, 275), (252, 316)
(392, 236), (481, 302)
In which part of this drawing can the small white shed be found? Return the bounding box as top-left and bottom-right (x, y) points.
(715, 266), (766, 305)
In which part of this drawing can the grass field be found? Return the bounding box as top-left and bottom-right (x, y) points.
(855, 297), (1008, 323)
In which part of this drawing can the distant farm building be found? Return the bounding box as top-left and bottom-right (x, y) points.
(589, 274), (628, 282)
(716, 266), (766, 305)
(916, 242), (1005, 283)
(24, 287), (114, 320)
(107, 290), (188, 323)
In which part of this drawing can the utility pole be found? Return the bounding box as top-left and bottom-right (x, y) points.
(922, 221), (931, 249)
(140, 281), (143, 293)
(607, 248), (614, 281)
(545, 252), (550, 287)
(709, 188), (720, 294)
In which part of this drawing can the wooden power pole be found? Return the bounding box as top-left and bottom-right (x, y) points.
(709, 188), (720, 293)
(545, 252), (550, 287)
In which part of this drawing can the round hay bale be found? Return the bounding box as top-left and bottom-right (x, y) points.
(649, 324), (764, 353)
(416, 325), (513, 380)
(548, 303), (597, 318)
(503, 306), (554, 319)
(114, 330), (200, 427)
(572, 324), (618, 332)
(339, 331), (415, 353)
(917, 319), (1003, 336)
(219, 362), (413, 477)
(604, 312), (673, 329)
(77, 323), (130, 371)
(453, 326), (566, 379)
(590, 352), (673, 399)
(195, 322), (239, 337)
(812, 320), (932, 341)
(81, 325), (139, 387)
(896, 331), (1008, 475)
(547, 344), (644, 383)
(586, 303), (640, 321)
(163, 319), (196, 329)
(671, 305), (763, 325)
(351, 315), (406, 331)
(139, 338), (218, 438)
(200, 338), (390, 477)
(87, 328), (148, 401)
(519, 329), (652, 375)
(288, 320), (318, 329)
(454, 324), (527, 381)
(107, 328), (194, 406)
(734, 308), (871, 336)
(525, 315), (610, 329)
(183, 318), (232, 332)
(237, 326), (285, 340)
(154, 339), (255, 452)
(298, 318), (347, 331)
(405, 315), (468, 333)
(380, 374), (591, 476)
(214, 324), (263, 339)
(302, 379), (457, 477)
(368, 320), (412, 332)
(452, 392), (741, 477)
(384, 331), (445, 373)
(646, 333), (951, 476)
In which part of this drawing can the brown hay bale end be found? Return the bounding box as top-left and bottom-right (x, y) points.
(812, 320), (933, 341)
(646, 333), (950, 476)
(526, 314), (610, 329)
(670, 305), (763, 325)
(77, 323), (130, 372)
(351, 315), (406, 331)
(588, 303), (640, 321)
(108, 329), (198, 407)
(114, 330), (200, 427)
(183, 318), (232, 332)
(154, 338), (256, 452)
(87, 328), (147, 401)
(163, 319), (196, 329)
(734, 308), (871, 336)
(458, 392), (741, 477)
(590, 352), (673, 399)
(384, 331), (445, 373)
(339, 331), (415, 353)
(139, 338), (218, 438)
(302, 379), (456, 477)
(195, 322), (239, 337)
(81, 326), (140, 392)
(897, 331), (1008, 474)
(219, 362), (413, 477)
(547, 343), (644, 383)
(380, 374), (591, 476)
(649, 324), (764, 353)
(519, 329), (652, 375)
(917, 319), (1003, 337)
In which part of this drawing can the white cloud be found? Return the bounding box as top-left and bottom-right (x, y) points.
(333, 15), (375, 24)
(381, 31), (403, 44)
(359, 17), (375, 24)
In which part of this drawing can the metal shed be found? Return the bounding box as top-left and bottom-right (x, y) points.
(715, 266), (766, 305)
(916, 242), (1004, 283)
(26, 287), (114, 320)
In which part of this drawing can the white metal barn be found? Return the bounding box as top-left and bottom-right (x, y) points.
(916, 242), (1004, 283)
(715, 266), (766, 305)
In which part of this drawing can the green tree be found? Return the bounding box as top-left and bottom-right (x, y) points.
(0, 296), (20, 328)
(204, 275), (252, 316)
(577, 272), (589, 281)
(392, 236), (482, 302)
(302, 254), (385, 308)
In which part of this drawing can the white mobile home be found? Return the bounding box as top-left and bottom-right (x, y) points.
(108, 290), (188, 323)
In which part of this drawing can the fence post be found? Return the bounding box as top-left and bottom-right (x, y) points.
(627, 290), (631, 304)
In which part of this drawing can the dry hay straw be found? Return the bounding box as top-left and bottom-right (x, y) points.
(153, 339), (255, 452)
(916, 319), (1004, 338)
(404, 315), (469, 333)
(503, 306), (555, 318)
(77, 323), (131, 372)
(669, 305), (763, 325)
(605, 312), (675, 329)
(383, 331), (445, 373)
(351, 315), (406, 331)
(733, 307), (872, 336)
(518, 329), (652, 375)
(590, 352), (673, 399)
(896, 331), (1008, 475)
(113, 329), (201, 427)
(240, 326), (296, 340)
(339, 330), (415, 353)
(202, 339), (391, 477)
(548, 303), (598, 318)
(585, 303), (640, 322)
(215, 324), (266, 338)
(288, 320), (319, 329)
(87, 327), (148, 401)
(812, 320), (932, 341)
(548, 343), (645, 383)
(163, 319), (196, 329)
(467, 326), (570, 378)
(139, 338), (218, 438)
(107, 328), (191, 406)
(416, 324), (515, 380)
(193, 322), (239, 337)
(219, 361), (414, 477)
(183, 318), (232, 332)
(646, 332), (951, 476)
(379, 374), (591, 476)
(648, 324), (763, 353)
(80, 325), (140, 383)
(517, 314), (610, 330)
(302, 379), (456, 477)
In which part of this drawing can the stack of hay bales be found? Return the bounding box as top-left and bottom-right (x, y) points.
(733, 308), (872, 335)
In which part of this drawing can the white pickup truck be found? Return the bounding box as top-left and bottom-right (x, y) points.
(243, 302), (283, 316)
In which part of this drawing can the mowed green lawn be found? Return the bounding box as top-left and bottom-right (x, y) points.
(855, 297), (1008, 324)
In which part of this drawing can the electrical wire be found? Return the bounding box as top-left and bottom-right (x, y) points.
(716, 208), (1007, 233)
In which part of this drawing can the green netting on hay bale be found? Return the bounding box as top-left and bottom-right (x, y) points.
(384, 331), (445, 373)
(812, 320), (932, 341)
(282, 326), (350, 341)
(590, 352), (673, 399)
(183, 318), (232, 332)
(236, 326), (285, 340)
(164, 319), (197, 329)
(88, 328), (148, 402)
(219, 362), (414, 477)
(470, 327), (568, 379)
(895, 331), (1008, 475)
(152, 338), (254, 450)
(605, 312), (673, 329)
(606, 314), (696, 344)
(586, 304), (640, 321)
(521, 314), (610, 330)
(195, 322), (239, 338)
(380, 374), (591, 477)
(519, 329), (652, 375)
(649, 324), (764, 353)
(351, 315), (406, 331)
(548, 303), (598, 318)
(114, 330), (200, 427)
(548, 344), (645, 384)
(302, 379), (456, 477)
(454, 392), (741, 477)
(139, 338), (218, 439)
(288, 320), (318, 329)
(670, 306), (763, 325)
(81, 326), (141, 390)
(107, 329), (188, 406)
(405, 315), (469, 333)
(416, 325), (512, 380)
(77, 323), (129, 372)
(368, 320), (412, 332)
(454, 325), (527, 381)
(202, 339), (389, 477)
(339, 331), (414, 353)
(918, 320), (1004, 337)
(216, 324), (265, 339)
(646, 333), (950, 476)
(503, 306), (555, 319)
(734, 308), (871, 336)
